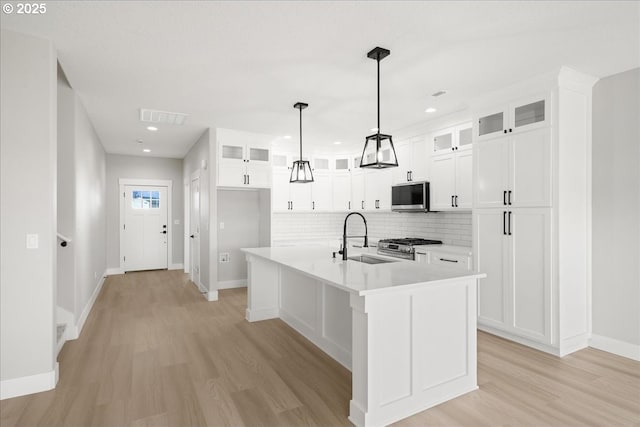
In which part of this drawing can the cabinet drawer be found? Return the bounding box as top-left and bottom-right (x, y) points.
(429, 251), (472, 270)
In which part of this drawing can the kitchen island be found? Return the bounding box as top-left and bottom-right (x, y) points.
(242, 246), (486, 427)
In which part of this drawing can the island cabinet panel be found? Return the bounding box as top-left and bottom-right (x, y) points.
(322, 285), (352, 356)
(280, 269), (317, 333)
(245, 256), (280, 321)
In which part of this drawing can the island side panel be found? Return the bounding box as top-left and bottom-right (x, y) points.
(349, 278), (478, 427)
(245, 255), (280, 321)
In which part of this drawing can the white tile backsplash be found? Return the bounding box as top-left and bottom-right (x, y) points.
(272, 211), (472, 247)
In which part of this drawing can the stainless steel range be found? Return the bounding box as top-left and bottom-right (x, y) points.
(377, 237), (443, 260)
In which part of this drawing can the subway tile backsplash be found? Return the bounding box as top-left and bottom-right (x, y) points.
(272, 211), (472, 247)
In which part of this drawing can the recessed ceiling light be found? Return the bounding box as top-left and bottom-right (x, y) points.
(334, 141), (342, 145)
(143, 149), (151, 153)
(283, 135), (292, 139)
(147, 126), (158, 131)
(425, 107), (437, 113)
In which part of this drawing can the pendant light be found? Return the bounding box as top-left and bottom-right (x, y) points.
(360, 47), (398, 169)
(290, 102), (314, 183)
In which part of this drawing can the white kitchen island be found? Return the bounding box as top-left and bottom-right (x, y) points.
(241, 246), (486, 427)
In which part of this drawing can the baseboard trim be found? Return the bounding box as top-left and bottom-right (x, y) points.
(589, 334), (640, 361)
(207, 290), (218, 302)
(246, 307), (279, 322)
(169, 263), (184, 271)
(76, 269), (107, 338)
(106, 267), (123, 275)
(218, 279), (247, 289)
(0, 366), (58, 400)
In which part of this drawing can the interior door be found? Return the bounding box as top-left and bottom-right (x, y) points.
(190, 177), (200, 287)
(124, 186), (168, 271)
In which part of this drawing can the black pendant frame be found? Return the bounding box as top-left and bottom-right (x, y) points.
(290, 102), (314, 183)
(360, 46), (399, 169)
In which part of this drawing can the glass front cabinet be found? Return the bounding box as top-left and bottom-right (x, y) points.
(475, 94), (549, 141)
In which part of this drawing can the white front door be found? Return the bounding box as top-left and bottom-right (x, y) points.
(123, 186), (168, 271)
(190, 176), (201, 288)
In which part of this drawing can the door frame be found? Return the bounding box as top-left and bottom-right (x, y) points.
(119, 178), (173, 273)
(187, 170), (202, 290)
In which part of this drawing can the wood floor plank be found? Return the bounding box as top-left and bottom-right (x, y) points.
(1, 270), (638, 427)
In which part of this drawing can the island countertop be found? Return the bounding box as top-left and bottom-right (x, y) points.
(241, 246), (485, 296)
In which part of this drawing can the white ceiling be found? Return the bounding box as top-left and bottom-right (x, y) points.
(2, 1), (639, 158)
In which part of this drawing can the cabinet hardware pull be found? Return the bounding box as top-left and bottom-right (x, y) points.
(361, 201), (364, 210)
(451, 195), (454, 207)
(407, 171), (410, 182)
(509, 128), (513, 133)
(312, 201), (315, 210)
(503, 190), (507, 206)
(291, 201), (294, 210)
(504, 129), (508, 134)
(503, 211), (507, 235)
(508, 211), (512, 235)
(348, 201), (351, 210)
(508, 190), (512, 205)
(410, 171), (413, 181)
(455, 195), (458, 207)
(440, 258), (459, 263)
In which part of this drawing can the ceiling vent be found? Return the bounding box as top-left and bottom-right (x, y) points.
(431, 90), (447, 97)
(139, 108), (188, 125)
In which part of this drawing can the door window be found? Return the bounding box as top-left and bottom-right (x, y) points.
(132, 190), (160, 209)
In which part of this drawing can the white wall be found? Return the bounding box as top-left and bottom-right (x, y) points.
(74, 94), (107, 324)
(592, 67), (640, 352)
(272, 211), (472, 248)
(105, 154), (183, 269)
(57, 65), (76, 315)
(183, 129), (218, 294)
(217, 189), (270, 283)
(1, 30), (57, 396)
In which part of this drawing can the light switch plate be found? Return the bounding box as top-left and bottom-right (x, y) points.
(26, 234), (39, 249)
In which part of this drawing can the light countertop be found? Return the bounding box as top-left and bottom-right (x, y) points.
(242, 246), (485, 296)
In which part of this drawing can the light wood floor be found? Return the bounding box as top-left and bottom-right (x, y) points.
(1, 270), (638, 427)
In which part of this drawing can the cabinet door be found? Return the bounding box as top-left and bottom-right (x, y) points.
(332, 173), (351, 211)
(454, 150), (473, 209)
(247, 146), (270, 165)
(218, 163), (246, 187)
(271, 169), (291, 212)
(290, 181), (312, 211)
(351, 170), (366, 210)
(392, 143), (412, 184)
(509, 128), (551, 207)
(430, 154), (456, 210)
(510, 95), (549, 133)
(367, 168), (392, 210)
(334, 157), (351, 172)
(476, 108), (507, 141)
(220, 144), (245, 163)
(474, 138), (509, 208)
(456, 124), (473, 152)
(432, 129), (455, 155)
(474, 209), (509, 329)
(247, 163), (271, 188)
(411, 139), (428, 181)
(508, 208), (551, 344)
(311, 172), (332, 211)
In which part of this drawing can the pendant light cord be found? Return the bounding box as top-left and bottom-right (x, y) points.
(377, 53), (380, 135)
(299, 106), (303, 161)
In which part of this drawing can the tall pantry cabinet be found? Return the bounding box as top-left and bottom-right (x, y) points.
(472, 67), (597, 356)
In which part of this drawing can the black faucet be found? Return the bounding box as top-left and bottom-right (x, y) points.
(338, 212), (369, 261)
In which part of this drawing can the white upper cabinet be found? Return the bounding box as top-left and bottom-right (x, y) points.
(217, 128), (271, 188)
(432, 123), (474, 155)
(365, 169), (392, 211)
(311, 171), (333, 212)
(332, 172), (351, 211)
(475, 93), (549, 141)
(474, 127), (551, 209)
(351, 169), (366, 211)
(392, 137), (428, 184)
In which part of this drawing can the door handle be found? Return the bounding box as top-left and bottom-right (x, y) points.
(508, 190), (512, 205)
(190, 234), (195, 238)
(503, 211), (507, 235)
(455, 195), (458, 207)
(503, 190), (507, 206)
(508, 211), (512, 235)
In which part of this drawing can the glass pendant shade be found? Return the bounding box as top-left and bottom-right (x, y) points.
(360, 132), (398, 168)
(290, 159), (314, 183)
(360, 46), (399, 169)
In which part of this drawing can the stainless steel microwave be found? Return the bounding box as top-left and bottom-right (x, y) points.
(391, 181), (430, 212)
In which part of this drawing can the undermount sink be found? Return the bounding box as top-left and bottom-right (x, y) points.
(347, 255), (398, 265)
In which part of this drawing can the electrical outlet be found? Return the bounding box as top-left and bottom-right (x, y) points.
(219, 253), (230, 263)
